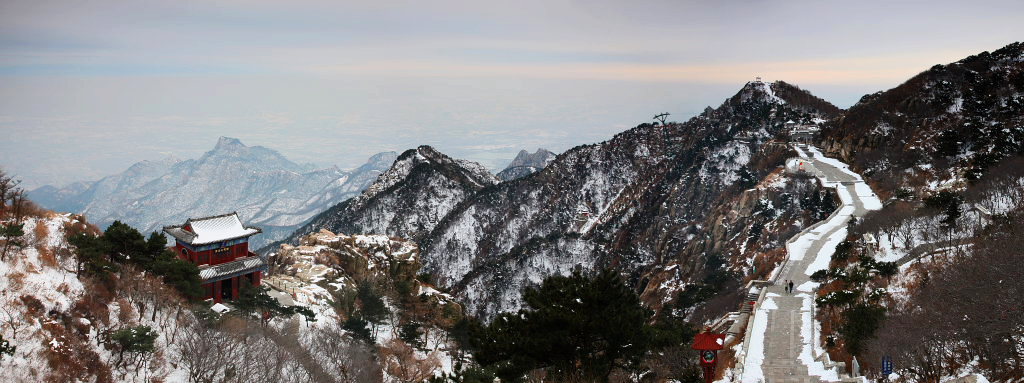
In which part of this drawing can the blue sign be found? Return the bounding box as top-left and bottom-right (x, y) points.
(882, 356), (893, 375)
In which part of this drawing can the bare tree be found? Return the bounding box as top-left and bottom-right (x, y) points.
(0, 301), (23, 340)
(379, 338), (439, 381)
(868, 211), (1024, 381)
(308, 323), (383, 383)
(179, 323), (240, 383)
(0, 169), (18, 214)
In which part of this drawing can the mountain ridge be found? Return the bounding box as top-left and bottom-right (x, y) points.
(270, 79), (843, 319)
(29, 137), (398, 248)
(820, 41), (1024, 194)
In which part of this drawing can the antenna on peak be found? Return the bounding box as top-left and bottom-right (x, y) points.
(755, 76), (762, 83)
(653, 113), (670, 126)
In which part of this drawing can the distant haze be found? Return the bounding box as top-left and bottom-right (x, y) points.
(1, 0), (1022, 188)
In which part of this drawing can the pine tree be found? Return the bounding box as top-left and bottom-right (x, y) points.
(839, 303), (885, 356)
(357, 281), (388, 335)
(936, 129), (961, 157)
(343, 316), (373, 342)
(151, 253), (203, 299)
(737, 166), (758, 189)
(110, 325), (157, 368)
(103, 221), (148, 264)
(68, 232), (119, 276)
(399, 322), (424, 348)
(0, 222), (24, 262)
(472, 269), (685, 381)
(234, 281), (316, 325)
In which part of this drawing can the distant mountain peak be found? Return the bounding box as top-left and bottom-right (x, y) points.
(360, 145), (496, 203)
(30, 137), (398, 249)
(508, 148), (554, 167)
(214, 136), (246, 150)
(497, 148), (556, 181)
(198, 136), (312, 174)
(367, 151), (399, 164)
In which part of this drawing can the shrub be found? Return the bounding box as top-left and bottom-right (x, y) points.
(33, 221), (49, 247)
(110, 325), (157, 368)
(0, 334), (14, 360)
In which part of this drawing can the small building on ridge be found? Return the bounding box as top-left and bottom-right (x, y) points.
(163, 212), (267, 302)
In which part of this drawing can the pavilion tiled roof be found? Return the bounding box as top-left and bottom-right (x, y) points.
(163, 212), (261, 245)
(692, 332), (726, 350)
(197, 255), (267, 284)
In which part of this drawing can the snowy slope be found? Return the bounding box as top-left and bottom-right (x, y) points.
(0, 213), (201, 382)
(820, 41), (1024, 195)
(281, 81), (844, 320)
(276, 145), (499, 249)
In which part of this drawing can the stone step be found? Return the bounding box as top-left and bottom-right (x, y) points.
(765, 377), (821, 383)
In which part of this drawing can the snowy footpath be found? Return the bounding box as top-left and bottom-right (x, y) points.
(737, 145), (881, 383)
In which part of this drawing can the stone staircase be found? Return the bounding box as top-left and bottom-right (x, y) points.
(730, 145), (876, 383)
(762, 359), (822, 383)
(740, 285), (763, 314)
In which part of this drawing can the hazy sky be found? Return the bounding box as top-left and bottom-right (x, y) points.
(2, 0), (1022, 188)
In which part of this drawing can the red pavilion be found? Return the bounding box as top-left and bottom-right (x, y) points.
(163, 212), (267, 302)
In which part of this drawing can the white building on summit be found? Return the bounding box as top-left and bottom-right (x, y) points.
(786, 120), (820, 144)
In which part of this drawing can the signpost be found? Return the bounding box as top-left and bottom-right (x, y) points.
(692, 328), (726, 383)
(882, 355), (894, 380)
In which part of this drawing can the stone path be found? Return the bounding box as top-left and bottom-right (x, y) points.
(741, 146), (877, 383)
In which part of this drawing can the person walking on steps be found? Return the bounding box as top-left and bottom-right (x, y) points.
(788, 280), (795, 294)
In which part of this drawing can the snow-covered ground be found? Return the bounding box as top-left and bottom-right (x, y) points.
(797, 292), (840, 381)
(1, 214), (86, 380)
(740, 295), (777, 383)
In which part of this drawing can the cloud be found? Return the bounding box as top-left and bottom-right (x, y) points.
(2, 0), (1023, 187)
(304, 49), (975, 86)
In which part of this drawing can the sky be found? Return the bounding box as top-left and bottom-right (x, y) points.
(1, 0), (1022, 188)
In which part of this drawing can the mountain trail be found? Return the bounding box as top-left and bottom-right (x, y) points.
(739, 144), (881, 383)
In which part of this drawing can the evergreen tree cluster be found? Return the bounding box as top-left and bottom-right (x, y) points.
(467, 269), (694, 382)
(923, 190), (963, 228)
(339, 281), (390, 343)
(68, 221), (203, 299)
(810, 245), (898, 356)
(109, 325), (157, 368)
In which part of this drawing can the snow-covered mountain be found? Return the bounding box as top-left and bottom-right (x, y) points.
(820, 41), (1024, 193)
(28, 137), (397, 248)
(272, 81), (843, 320)
(496, 148), (556, 181)
(276, 145), (499, 246)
